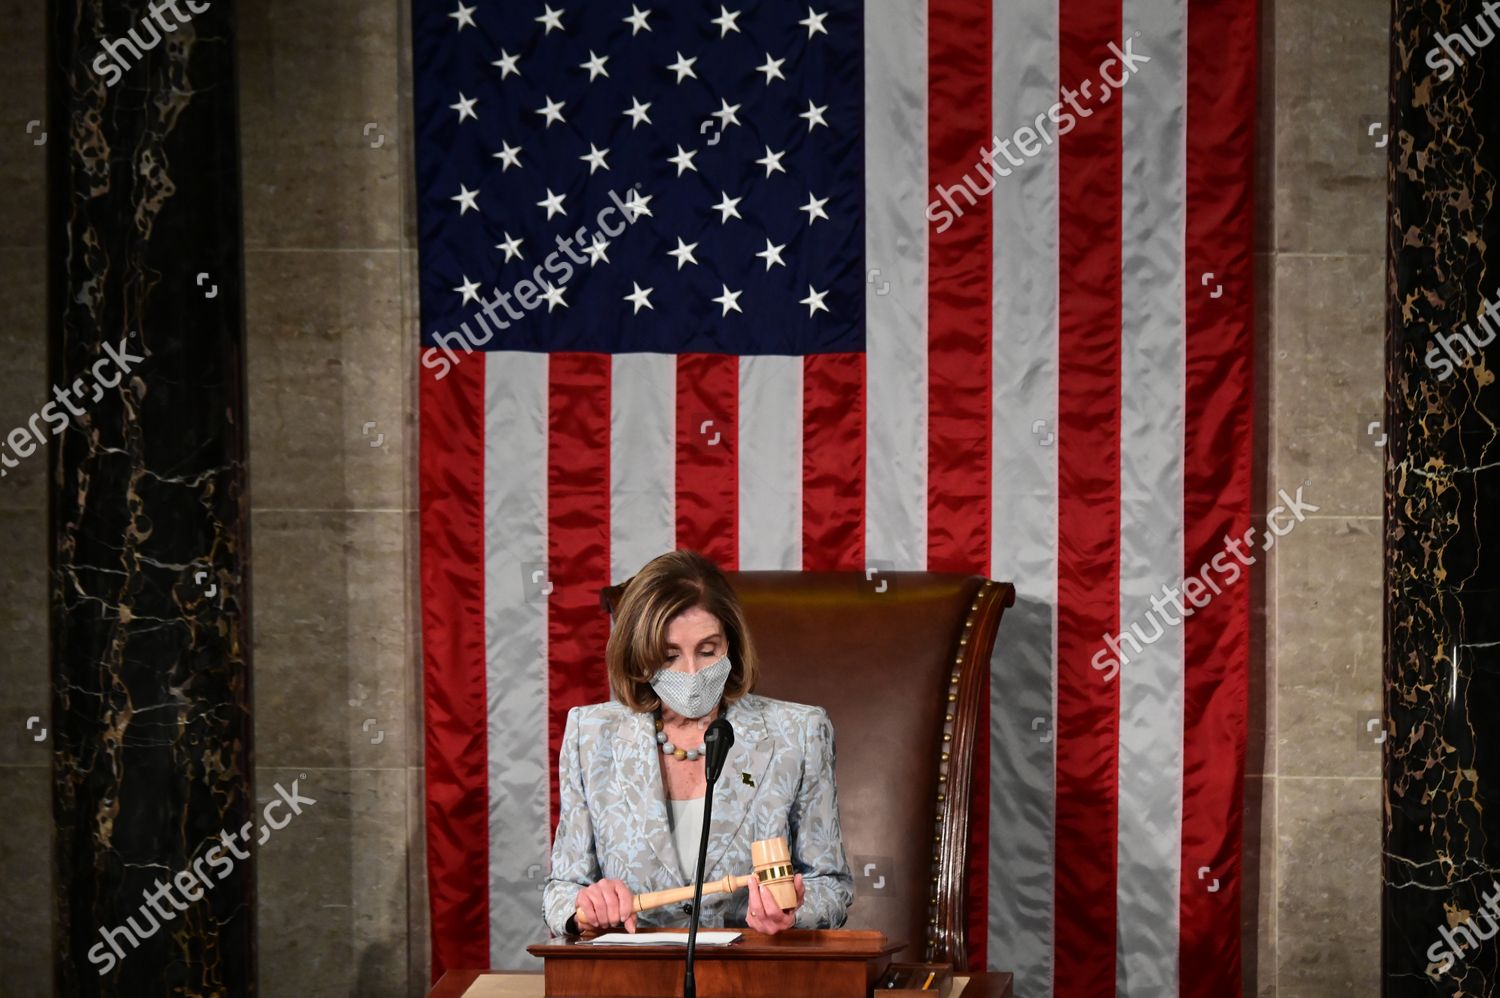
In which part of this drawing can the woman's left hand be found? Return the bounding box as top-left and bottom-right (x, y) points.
(745, 873), (805, 935)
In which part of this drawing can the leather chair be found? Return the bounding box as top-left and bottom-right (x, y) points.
(601, 570), (1015, 968)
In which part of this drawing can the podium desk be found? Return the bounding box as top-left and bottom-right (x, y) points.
(426, 968), (1015, 998)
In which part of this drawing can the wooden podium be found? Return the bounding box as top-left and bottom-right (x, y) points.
(525, 928), (899, 998)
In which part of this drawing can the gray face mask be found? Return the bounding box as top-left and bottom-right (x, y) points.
(651, 653), (733, 718)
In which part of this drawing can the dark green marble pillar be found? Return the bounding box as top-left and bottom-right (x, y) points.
(48, 1), (254, 993)
(1386, 0), (1500, 993)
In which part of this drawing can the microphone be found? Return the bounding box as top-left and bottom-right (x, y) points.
(684, 717), (734, 998)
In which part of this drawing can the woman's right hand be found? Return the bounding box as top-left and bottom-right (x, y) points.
(575, 878), (637, 933)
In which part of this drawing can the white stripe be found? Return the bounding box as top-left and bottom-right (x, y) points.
(611, 354), (676, 583)
(1115, 11), (1188, 995)
(738, 356), (802, 570)
(864, 0), (928, 572)
(484, 352), (551, 967)
(988, 0), (1060, 990)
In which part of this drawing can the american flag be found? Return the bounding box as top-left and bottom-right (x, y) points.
(412, 0), (1256, 994)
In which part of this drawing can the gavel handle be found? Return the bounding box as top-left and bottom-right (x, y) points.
(573, 872), (755, 926)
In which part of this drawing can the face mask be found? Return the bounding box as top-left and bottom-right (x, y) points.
(651, 653), (733, 719)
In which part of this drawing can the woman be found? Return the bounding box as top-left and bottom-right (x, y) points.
(542, 550), (855, 936)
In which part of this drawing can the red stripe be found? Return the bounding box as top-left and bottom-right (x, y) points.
(675, 354), (739, 568)
(1180, 0), (1257, 991)
(419, 355), (490, 978)
(547, 354), (613, 833)
(927, 0), (993, 969)
(1053, 8), (1125, 997)
(802, 352), (865, 570)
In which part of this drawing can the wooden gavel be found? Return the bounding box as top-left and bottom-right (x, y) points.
(576, 837), (796, 925)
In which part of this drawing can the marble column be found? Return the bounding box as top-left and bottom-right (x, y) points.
(1385, 0), (1500, 994)
(48, 1), (255, 994)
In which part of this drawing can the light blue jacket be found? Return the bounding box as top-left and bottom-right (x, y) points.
(542, 692), (855, 936)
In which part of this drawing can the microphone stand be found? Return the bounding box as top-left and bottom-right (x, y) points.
(684, 716), (733, 998)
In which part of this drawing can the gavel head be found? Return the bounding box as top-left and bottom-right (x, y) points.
(750, 837), (798, 910)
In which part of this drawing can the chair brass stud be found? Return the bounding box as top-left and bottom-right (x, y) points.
(941, 751), (949, 761)
(945, 713), (954, 722)
(943, 732), (951, 742)
(947, 693), (957, 702)
(964, 619), (973, 628)
(937, 792), (945, 801)
(939, 773), (947, 782)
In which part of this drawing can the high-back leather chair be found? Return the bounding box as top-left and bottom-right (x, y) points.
(601, 570), (1015, 967)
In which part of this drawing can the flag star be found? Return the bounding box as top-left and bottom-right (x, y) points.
(712, 98), (742, 129)
(713, 284), (744, 316)
(493, 140), (522, 170)
(584, 235), (611, 265)
(800, 6), (829, 36)
(449, 2), (476, 30)
(668, 51), (699, 83)
(622, 189), (654, 220)
(668, 237), (699, 269)
(800, 100), (829, 131)
(492, 49), (520, 78)
(537, 188), (566, 219)
(452, 184), (480, 214)
(454, 275), (482, 304)
(624, 96), (653, 128)
(496, 233), (524, 261)
(625, 281), (655, 313)
(450, 93), (478, 122)
(580, 50), (610, 80)
(668, 145), (699, 176)
(536, 5), (565, 33)
(539, 281), (568, 311)
(711, 5), (742, 36)
(799, 191), (830, 224)
(756, 146), (787, 176)
(535, 95), (566, 126)
(756, 53), (787, 83)
(800, 285), (830, 315)
(580, 143), (610, 174)
(755, 238), (787, 270)
(624, 5), (652, 34)
(712, 191), (743, 223)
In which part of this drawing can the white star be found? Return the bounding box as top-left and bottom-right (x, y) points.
(537, 188), (566, 219)
(624, 5), (652, 34)
(756, 146), (786, 176)
(800, 285), (830, 315)
(580, 143), (610, 174)
(712, 191), (743, 223)
(584, 235), (611, 265)
(449, 2), (476, 30)
(755, 238), (787, 270)
(454, 275), (482, 304)
(668, 145), (699, 176)
(496, 233), (524, 261)
(535, 95), (566, 127)
(711, 98), (742, 130)
(580, 50), (610, 80)
(756, 53), (786, 83)
(799, 191), (830, 224)
(492, 49), (520, 78)
(622, 189), (654, 220)
(624, 97), (653, 129)
(536, 5), (565, 33)
(452, 184), (480, 214)
(625, 281), (655, 313)
(450, 93), (478, 122)
(800, 6), (828, 37)
(800, 100), (829, 131)
(668, 51), (699, 83)
(493, 140), (522, 171)
(539, 281), (568, 311)
(668, 237), (699, 269)
(711, 5), (742, 36)
(713, 284), (744, 316)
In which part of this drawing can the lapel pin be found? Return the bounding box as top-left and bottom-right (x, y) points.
(741, 772), (755, 787)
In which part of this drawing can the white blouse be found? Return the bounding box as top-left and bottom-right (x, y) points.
(668, 795), (706, 878)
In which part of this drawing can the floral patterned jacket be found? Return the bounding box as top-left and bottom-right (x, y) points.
(542, 692), (855, 936)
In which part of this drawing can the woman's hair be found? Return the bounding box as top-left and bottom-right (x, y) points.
(606, 550), (758, 712)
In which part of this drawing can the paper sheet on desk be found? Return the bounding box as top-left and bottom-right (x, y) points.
(585, 931), (742, 945)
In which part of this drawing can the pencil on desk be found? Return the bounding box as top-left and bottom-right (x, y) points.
(921, 970), (935, 991)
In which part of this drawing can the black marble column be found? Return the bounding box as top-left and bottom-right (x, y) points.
(1386, 1), (1500, 994)
(48, 1), (254, 994)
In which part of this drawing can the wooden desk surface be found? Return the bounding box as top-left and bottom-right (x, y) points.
(426, 968), (1015, 998)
